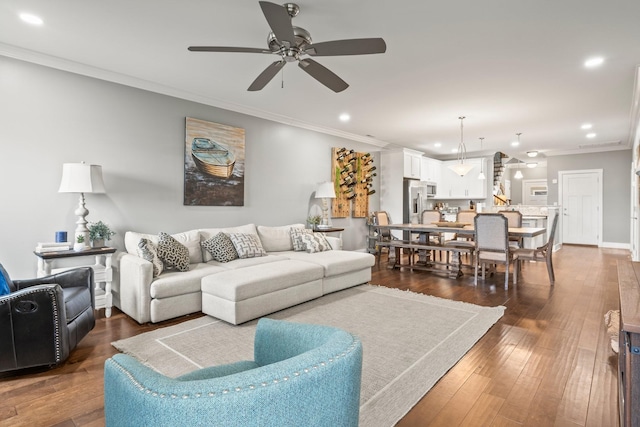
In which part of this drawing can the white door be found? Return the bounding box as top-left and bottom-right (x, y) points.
(559, 170), (602, 245)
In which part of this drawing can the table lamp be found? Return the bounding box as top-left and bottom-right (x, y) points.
(315, 182), (336, 229)
(58, 162), (106, 248)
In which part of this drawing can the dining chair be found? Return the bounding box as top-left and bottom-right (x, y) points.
(474, 213), (518, 289)
(373, 211), (397, 264)
(444, 210), (476, 266)
(420, 210), (444, 261)
(514, 213), (559, 284)
(498, 210), (523, 248)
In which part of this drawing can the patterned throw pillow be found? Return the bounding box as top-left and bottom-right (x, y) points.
(137, 238), (164, 277)
(157, 232), (190, 272)
(228, 233), (267, 258)
(290, 228), (313, 251)
(201, 233), (238, 263)
(301, 233), (332, 253)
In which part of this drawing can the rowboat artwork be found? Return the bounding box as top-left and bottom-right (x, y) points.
(191, 137), (236, 178)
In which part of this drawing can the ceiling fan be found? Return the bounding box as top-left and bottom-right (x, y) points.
(188, 1), (387, 93)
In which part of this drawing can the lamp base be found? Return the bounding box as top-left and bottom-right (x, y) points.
(73, 193), (90, 248)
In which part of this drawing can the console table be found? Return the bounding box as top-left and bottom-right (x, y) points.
(34, 246), (116, 318)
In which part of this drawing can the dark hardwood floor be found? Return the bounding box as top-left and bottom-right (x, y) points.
(0, 245), (626, 426)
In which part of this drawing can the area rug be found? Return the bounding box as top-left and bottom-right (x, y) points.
(112, 285), (504, 427)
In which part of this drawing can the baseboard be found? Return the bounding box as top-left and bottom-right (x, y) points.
(600, 241), (631, 250)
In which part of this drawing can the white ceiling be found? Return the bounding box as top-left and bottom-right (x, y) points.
(2, 0), (640, 160)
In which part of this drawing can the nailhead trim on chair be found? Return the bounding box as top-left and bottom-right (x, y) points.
(6, 286), (63, 363)
(109, 337), (361, 399)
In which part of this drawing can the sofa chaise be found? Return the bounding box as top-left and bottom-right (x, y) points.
(117, 224), (374, 324)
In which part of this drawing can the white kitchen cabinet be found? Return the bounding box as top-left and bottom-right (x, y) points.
(438, 158), (486, 199)
(403, 150), (423, 179)
(421, 157), (442, 184)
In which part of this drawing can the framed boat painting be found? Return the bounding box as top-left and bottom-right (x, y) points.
(184, 117), (245, 206)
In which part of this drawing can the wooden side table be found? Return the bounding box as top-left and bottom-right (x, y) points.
(34, 246), (117, 317)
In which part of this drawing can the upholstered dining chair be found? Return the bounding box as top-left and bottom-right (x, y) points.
(420, 210), (444, 261)
(104, 318), (363, 427)
(498, 210), (523, 248)
(514, 213), (559, 284)
(0, 264), (95, 373)
(373, 210), (397, 263)
(474, 213), (518, 289)
(444, 210), (476, 266)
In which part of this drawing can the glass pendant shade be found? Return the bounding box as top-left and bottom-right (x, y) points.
(448, 116), (473, 177)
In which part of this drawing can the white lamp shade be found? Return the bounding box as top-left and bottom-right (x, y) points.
(58, 163), (106, 193)
(448, 162), (475, 177)
(315, 181), (336, 199)
(514, 169), (524, 179)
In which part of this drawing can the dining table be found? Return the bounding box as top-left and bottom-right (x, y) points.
(374, 223), (547, 278)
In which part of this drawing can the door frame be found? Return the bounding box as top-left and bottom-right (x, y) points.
(558, 169), (603, 246)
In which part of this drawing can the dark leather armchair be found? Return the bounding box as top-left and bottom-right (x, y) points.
(0, 264), (95, 373)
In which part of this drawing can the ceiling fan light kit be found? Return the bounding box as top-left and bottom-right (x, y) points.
(188, 1), (386, 92)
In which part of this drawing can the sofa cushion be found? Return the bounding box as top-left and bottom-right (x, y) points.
(199, 224), (258, 262)
(208, 254), (289, 270)
(137, 238), (164, 277)
(257, 224), (305, 252)
(283, 250), (376, 277)
(0, 264), (12, 295)
(301, 233), (331, 253)
(157, 232), (190, 272)
(150, 263), (227, 299)
(201, 233), (238, 263)
(228, 233), (267, 258)
(290, 228), (313, 251)
(201, 260), (324, 302)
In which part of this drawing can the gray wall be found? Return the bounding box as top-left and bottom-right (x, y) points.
(546, 150), (631, 244)
(0, 56), (380, 277)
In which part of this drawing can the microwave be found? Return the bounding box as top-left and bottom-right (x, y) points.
(423, 182), (437, 197)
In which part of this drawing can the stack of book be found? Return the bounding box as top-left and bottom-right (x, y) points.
(35, 242), (72, 253)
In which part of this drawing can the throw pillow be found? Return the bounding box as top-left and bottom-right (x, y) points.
(290, 228), (313, 251)
(201, 233), (238, 263)
(0, 264), (13, 295)
(157, 232), (190, 272)
(137, 238), (164, 277)
(228, 233), (267, 258)
(301, 233), (332, 253)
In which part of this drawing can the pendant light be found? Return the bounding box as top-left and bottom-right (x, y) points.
(477, 137), (486, 180)
(448, 116), (475, 177)
(513, 133), (523, 179)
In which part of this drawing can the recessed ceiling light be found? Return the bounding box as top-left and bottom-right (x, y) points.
(451, 148), (458, 153)
(527, 151), (538, 157)
(584, 57), (604, 68)
(581, 123), (593, 130)
(586, 133), (597, 138)
(339, 113), (350, 122)
(434, 142), (442, 148)
(19, 12), (43, 26)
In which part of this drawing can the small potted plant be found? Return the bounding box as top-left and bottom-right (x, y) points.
(88, 221), (115, 248)
(74, 235), (86, 252)
(307, 215), (321, 230)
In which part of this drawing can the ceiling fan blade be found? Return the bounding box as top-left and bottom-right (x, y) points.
(248, 60), (286, 91)
(298, 59), (348, 93)
(306, 38), (387, 56)
(188, 46), (271, 54)
(259, 1), (296, 46)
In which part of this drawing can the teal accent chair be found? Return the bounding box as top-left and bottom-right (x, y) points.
(104, 318), (363, 427)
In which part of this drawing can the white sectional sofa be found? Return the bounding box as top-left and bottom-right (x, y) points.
(117, 224), (375, 324)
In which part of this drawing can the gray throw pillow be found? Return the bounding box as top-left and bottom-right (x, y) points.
(228, 233), (267, 258)
(290, 228), (313, 251)
(301, 233), (332, 253)
(137, 238), (164, 277)
(157, 232), (190, 272)
(201, 233), (238, 263)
